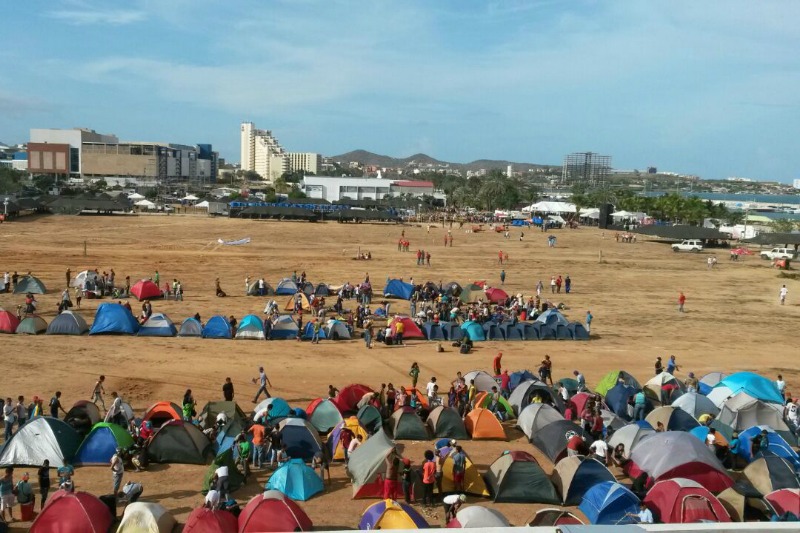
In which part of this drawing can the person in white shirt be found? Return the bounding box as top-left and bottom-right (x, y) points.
(348, 435), (363, 457)
(215, 464), (229, 501)
(706, 428), (717, 450)
(558, 384), (569, 402)
(779, 285), (788, 305)
(105, 392), (123, 425)
(629, 502), (653, 524)
(776, 374), (786, 398)
(205, 488), (220, 509)
(426, 378), (438, 405)
(589, 439), (609, 465)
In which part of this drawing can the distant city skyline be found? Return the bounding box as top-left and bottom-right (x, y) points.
(2, 1), (799, 182)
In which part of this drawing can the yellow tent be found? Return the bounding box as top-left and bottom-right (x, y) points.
(332, 416), (369, 461)
(440, 452), (490, 497)
(283, 293), (312, 312)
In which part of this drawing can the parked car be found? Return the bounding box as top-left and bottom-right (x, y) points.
(760, 247), (797, 260)
(672, 239), (704, 252)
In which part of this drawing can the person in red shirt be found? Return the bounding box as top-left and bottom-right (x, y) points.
(500, 370), (510, 398)
(566, 432), (588, 457)
(421, 450), (436, 507)
(340, 428), (354, 462)
(678, 292), (686, 313)
(498, 250), (503, 264)
(493, 352), (503, 376)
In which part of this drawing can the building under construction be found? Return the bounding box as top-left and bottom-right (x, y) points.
(561, 152), (611, 186)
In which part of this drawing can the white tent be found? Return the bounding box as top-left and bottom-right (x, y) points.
(612, 210), (647, 221)
(135, 199), (156, 209)
(128, 192), (145, 200)
(579, 207), (600, 219)
(524, 201), (576, 214)
(118, 502), (176, 533)
(195, 200), (209, 209)
(182, 194), (199, 201)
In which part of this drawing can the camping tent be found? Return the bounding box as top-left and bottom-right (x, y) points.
(198, 401), (247, 430)
(275, 278), (300, 295)
(336, 384), (374, 413)
(448, 506), (510, 528)
(605, 383), (639, 420)
(425, 406), (469, 439)
(325, 319), (351, 340)
(608, 422), (655, 458)
(439, 450), (489, 496)
(178, 317), (202, 337)
(307, 398), (344, 433)
(718, 392), (792, 437)
(460, 320), (485, 341)
(596, 370), (641, 396)
(284, 293), (312, 312)
(644, 372), (686, 404)
(484, 287), (508, 303)
(388, 315), (425, 339)
(474, 392), (514, 419)
(530, 420), (589, 464)
(267, 458), (325, 500)
(552, 456), (616, 505)
(30, 490), (113, 533)
(461, 370), (499, 392)
(235, 314), (266, 340)
(517, 404), (564, 440)
(329, 417), (369, 461)
(0, 417), (81, 467)
(148, 420), (214, 464)
(744, 455), (800, 496)
(645, 406), (700, 432)
(383, 279), (414, 300)
(270, 315), (299, 339)
(64, 400), (101, 439)
(247, 280), (276, 296)
(483, 451), (559, 503)
(46, 310), (89, 335)
(239, 490), (313, 532)
(738, 426), (800, 466)
(509, 370), (536, 391)
(700, 372), (728, 395)
(203, 449), (245, 495)
(16, 315), (47, 334)
(713, 372), (784, 405)
(74, 422), (135, 465)
(765, 488), (800, 517)
(390, 407), (429, 440)
(183, 508), (238, 533)
(672, 391), (720, 419)
(130, 279), (162, 300)
(13, 275), (47, 294)
(359, 499), (429, 530)
(118, 502), (176, 533)
(216, 417), (248, 454)
(138, 312), (177, 336)
(422, 321), (446, 341)
(314, 283), (330, 296)
(566, 392), (605, 419)
(644, 478), (731, 523)
(346, 429), (396, 498)
(464, 408), (505, 440)
(0, 310), (19, 333)
(536, 308), (569, 327)
(71, 269), (99, 288)
(89, 303), (140, 334)
(357, 404), (383, 434)
(202, 315), (232, 339)
(579, 481), (640, 525)
(143, 401), (183, 427)
(528, 509), (584, 526)
(278, 418), (324, 461)
(508, 380), (564, 415)
(629, 431), (733, 492)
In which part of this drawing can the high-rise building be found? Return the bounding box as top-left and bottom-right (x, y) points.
(288, 152), (321, 175)
(561, 152), (612, 186)
(240, 122), (289, 181)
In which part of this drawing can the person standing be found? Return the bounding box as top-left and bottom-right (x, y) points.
(654, 357), (664, 375)
(550, 276), (556, 294)
(222, 378), (234, 402)
(573, 370), (586, 392)
(666, 355), (679, 375)
(451, 445), (466, 493)
(65, 268), (72, 287)
(401, 458), (413, 504)
(776, 374), (786, 399)
(425, 377), (438, 406)
(92, 375), (106, 411)
(633, 390), (647, 421)
(0, 467), (14, 522)
(182, 390), (196, 422)
(539, 355), (553, 386)
(536, 280), (543, 297)
(498, 250), (503, 265)
(364, 318), (374, 349)
(3, 398), (16, 442)
(153, 270), (160, 287)
(780, 284), (788, 305)
(678, 292), (686, 312)
(49, 392), (66, 419)
(3, 272), (9, 293)
(38, 460), (50, 511)
(499, 269), (506, 285)
(565, 275), (572, 293)
(311, 319), (322, 344)
(252, 366), (272, 403)
(421, 450), (436, 507)
(110, 449), (124, 498)
(493, 352), (503, 376)
(585, 310), (593, 334)
(409, 362), (420, 388)
(394, 318), (405, 346)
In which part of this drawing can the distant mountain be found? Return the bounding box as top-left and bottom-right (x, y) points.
(330, 150), (554, 173)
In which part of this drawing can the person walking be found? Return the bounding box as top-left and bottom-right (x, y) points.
(38, 460), (50, 510)
(500, 269), (506, 285)
(252, 367), (272, 403)
(49, 392), (66, 419)
(585, 310), (593, 334)
(110, 448), (124, 498)
(91, 375), (106, 411)
(409, 363), (420, 388)
(222, 377), (234, 402)
(678, 292), (686, 312)
(780, 284), (788, 305)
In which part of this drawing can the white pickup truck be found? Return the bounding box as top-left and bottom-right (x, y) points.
(760, 247), (797, 260)
(672, 239), (704, 252)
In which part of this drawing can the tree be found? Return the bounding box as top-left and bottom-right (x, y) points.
(287, 186), (307, 199)
(242, 170), (260, 182)
(770, 219), (797, 233)
(272, 177), (291, 194)
(32, 174), (57, 193)
(143, 188), (158, 200)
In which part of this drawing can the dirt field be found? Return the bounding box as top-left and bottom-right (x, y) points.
(0, 214), (796, 530)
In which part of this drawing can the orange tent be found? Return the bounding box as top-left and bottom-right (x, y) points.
(143, 401), (183, 427)
(464, 408), (506, 440)
(284, 293), (312, 312)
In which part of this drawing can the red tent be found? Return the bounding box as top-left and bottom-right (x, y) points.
(765, 488), (800, 516)
(484, 287), (508, 303)
(239, 490), (313, 532)
(644, 479), (731, 524)
(0, 310), (20, 333)
(184, 507), (238, 533)
(130, 279), (162, 301)
(335, 384), (374, 413)
(142, 401), (183, 427)
(30, 490), (113, 533)
(388, 316), (425, 339)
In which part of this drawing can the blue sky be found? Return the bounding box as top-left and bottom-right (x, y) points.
(2, 0), (799, 182)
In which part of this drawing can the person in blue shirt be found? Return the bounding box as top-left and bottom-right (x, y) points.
(666, 355), (678, 374)
(585, 310), (593, 333)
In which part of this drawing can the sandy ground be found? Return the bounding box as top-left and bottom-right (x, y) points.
(0, 214), (797, 530)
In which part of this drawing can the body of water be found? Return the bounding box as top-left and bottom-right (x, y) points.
(644, 191), (800, 219)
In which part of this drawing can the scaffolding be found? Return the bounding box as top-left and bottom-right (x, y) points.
(561, 152), (611, 186)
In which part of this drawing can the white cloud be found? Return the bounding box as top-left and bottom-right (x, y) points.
(48, 8), (145, 26)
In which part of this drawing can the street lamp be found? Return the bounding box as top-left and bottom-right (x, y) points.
(3, 198), (8, 216)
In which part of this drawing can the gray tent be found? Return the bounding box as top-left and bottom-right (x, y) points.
(346, 429), (395, 498)
(484, 451), (559, 503)
(46, 311), (89, 335)
(390, 408), (429, 440)
(509, 380), (565, 415)
(517, 404), (564, 440)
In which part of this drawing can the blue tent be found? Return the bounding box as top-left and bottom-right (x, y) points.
(89, 303), (140, 335)
(178, 317), (202, 337)
(275, 278), (299, 295)
(73, 422), (135, 465)
(383, 279), (414, 300)
(579, 481), (639, 525)
(235, 314), (266, 340)
(509, 371), (536, 391)
(714, 372), (784, 404)
(422, 322), (445, 340)
(738, 426), (800, 467)
(46, 311), (89, 335)
(555, 324), (573, 340)
(302, 321), (327, 340)
(202, 315), (232, 339)
(536, 308), (570, 327)
(499, 322), (523, 341)
(441, 322), (463, 341)
(538, 324), (556, 340)
(460, 321), (485, 341)
(216, 418), (249, 454)
(557, 457), (616, 505)
(278, 419), (323, 461)
(137, 313), (177, 337)
(255, 398), (292, 422)
(483, 321), (502, 340)
(568, 323), (590, 340)
(270, 315), (299, 339)
(605, 383), (639, 420)
(266, 458), (324, 501)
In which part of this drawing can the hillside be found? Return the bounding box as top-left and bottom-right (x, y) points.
(331, 150), (554, 173)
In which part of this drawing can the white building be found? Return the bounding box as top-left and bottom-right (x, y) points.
(793, 179), (800, 190)
(288, 152), (321, 175)
(240, 122), (289, 182)
(302, 175), (443, 203)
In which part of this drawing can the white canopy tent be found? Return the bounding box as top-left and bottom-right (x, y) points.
(195, 200), (209, 209)
(182, 194), (199, 202)
(127, 193), (145, 200)
(523, 201), (576, 214)
(579, 208), (600, 219)
(612, 210), (648, 221)
(135, 199), (156, 209)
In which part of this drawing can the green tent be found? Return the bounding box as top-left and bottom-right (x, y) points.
(308, 398), (344, 434)
(477, 394), (515, 419)
(556, 378), (580, 396)
(390, 409), (429, 440)
(426, 406), (469, 439)
(595, 370), (641, 397)
(460, 283), (485, 303)
(357, 404), (383, 434)
(16, 316), (48, 334)
(14, 275), (47, 294)
(484, 451), (560, 503)
(198, 401), (247, 430)
(203, 449), (245, 494)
